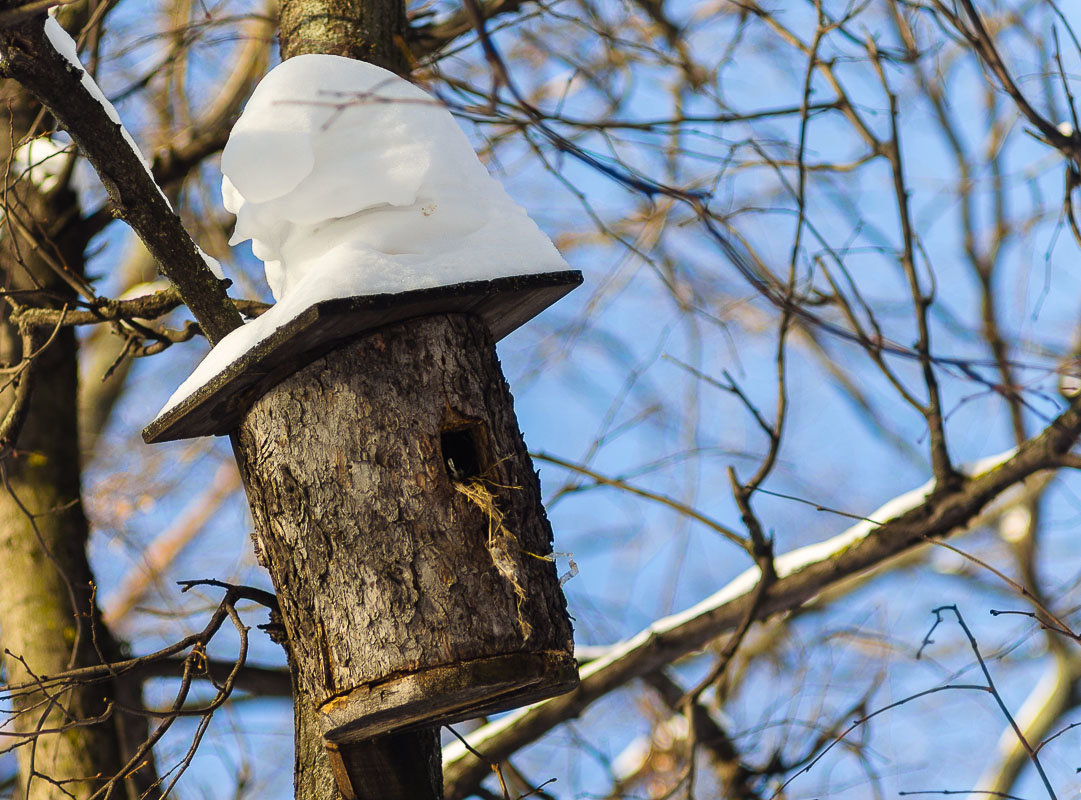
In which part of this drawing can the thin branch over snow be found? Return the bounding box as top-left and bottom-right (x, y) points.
(442, 436), (1081, 795)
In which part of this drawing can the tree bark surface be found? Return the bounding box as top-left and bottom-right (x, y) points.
(279, 0), (409, 73)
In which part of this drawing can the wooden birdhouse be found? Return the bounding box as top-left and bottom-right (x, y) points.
(143, 271), (582, 795)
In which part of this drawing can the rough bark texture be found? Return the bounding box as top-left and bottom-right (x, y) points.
(233, 313), (575, 800)
(279, 0), (409, 74)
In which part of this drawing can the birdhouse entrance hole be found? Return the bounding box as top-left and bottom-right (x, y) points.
(441, 421), (485, 482)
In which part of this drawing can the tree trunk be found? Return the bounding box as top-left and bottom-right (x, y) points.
(292, 636), (444, 800)
(232, 313), (575, 800)
(279, 0), (409, 74)
(0, 70), (156, 799)
(265, 3), (573, 797)
(0, 326), (132, 800)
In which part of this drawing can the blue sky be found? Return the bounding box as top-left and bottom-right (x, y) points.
(61, 0), (1081, 796)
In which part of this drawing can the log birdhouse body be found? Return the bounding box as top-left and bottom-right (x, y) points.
(144, 274), (582, 796)
(231, 311), (578, 741)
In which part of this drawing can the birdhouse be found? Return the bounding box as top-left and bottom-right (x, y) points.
(144, 54), (584, 797)
(143, 272), (582, 788)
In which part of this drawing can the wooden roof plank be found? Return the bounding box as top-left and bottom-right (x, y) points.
(142, 270), (583, 444)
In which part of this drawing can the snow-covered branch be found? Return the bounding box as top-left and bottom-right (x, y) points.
(0, 13), (243, 343)
(443, 404), (1081, 796)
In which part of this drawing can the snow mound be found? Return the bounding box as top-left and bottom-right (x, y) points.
(220, 54), (567, 300)
(155, 54), (567, 421)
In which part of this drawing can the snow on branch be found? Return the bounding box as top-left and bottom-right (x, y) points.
(442, 419), (1081, 795)
(0, 13), (242, 342)
(43, 14), (227, 283)
(43, 17), (152, 182)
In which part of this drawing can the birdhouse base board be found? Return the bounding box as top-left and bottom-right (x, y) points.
(319, 650), (579, 744)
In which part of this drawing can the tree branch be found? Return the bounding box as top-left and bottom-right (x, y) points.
(443, 404), (1081, 796)
(0, 13), (243, 343)
(407, 0), (531, 58)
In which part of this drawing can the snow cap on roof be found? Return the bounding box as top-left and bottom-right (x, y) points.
(220, 54), (567, 301)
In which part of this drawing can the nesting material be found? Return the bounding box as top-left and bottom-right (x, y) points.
(453, 478), (532, 639)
